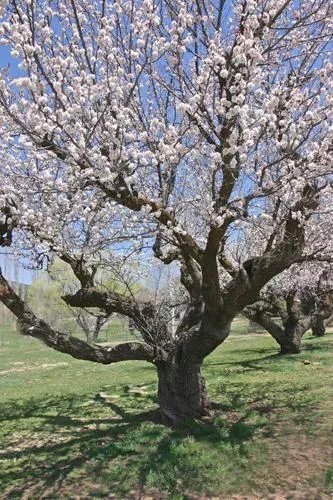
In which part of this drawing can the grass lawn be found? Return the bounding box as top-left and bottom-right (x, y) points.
(0, 320), (332, 499)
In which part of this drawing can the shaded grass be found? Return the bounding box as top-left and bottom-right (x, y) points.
(0, 325), (332, 498)
(326, 465), (333, 492)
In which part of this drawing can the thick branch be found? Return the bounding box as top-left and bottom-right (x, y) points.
(244, 303), (285, 343)
(63, 287), (143, 321)
(201, 228), (225, 316)
(0, 204), (17, 247)
(29, 133), (203, 266)
(95, 180), (203, 263)
(223, 185), (320, 312)
(63, 286), (173, 348)
(0, 271), (164, 364)
(60, 254), (95, 288)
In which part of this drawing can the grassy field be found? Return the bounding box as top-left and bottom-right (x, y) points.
(0, 319), (332, 499)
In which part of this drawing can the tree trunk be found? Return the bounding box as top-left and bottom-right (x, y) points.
(86, 330), (95, 343)
(311, 316), (325, 337)
(279, 326), (302, 354)
(84, 320), (102, 343)
(157, 361), (208, 425)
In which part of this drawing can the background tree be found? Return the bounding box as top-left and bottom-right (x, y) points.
(26, 261), (110, 342)
(244, 265), (333, 353)
(0, 0), (333, 424)
(50, 257), (115, 343)
(26, 271), (72, 332)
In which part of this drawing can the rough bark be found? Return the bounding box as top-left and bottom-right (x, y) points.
(311, 315), (326, 337)
(244, 303), (308, 355)
(278, 325), (303, 354)
(311, 310), (333, 337)
(157, 360), (208, 425)
(156, 315), (232, 424)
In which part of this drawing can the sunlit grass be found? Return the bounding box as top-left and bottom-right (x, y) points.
(0, 323), (332, 498)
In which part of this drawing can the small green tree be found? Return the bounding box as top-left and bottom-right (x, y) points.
(27, 259), (117, 342)
(48, 258), (114, 342)
(27, 271), (75, 335)
(48, 257), (142, 342)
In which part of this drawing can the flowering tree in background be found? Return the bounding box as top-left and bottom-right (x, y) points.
(244, 264), (333, 354)
(0, 0), (332, 423)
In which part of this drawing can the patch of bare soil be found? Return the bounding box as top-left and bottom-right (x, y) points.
(0, 362), (68, 375)
(227, 333), (270, 341)
(249, 427), (333, 500)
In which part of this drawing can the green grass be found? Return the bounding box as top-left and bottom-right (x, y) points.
(0, 322), (332, 499)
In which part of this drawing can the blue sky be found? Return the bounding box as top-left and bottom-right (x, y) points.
(0, 250), (34, 284)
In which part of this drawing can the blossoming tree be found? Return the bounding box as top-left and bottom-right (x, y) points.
(244, 263), (333, 354)
(0, 0), (332, 423)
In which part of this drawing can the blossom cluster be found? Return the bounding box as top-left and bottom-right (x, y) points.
(0, 0), (332, 293)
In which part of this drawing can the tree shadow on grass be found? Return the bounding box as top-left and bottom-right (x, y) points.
(206, 352), (279, 368)
(205, 336), (332, 374)
(0, 393), (158, 496)
(0, 386), (266, 498)
(302, 341), (332, 351)
(211, 377), (321, 433)
(2, 337), (330, 498)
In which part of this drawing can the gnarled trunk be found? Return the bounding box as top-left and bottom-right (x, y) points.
(156, 314), (233, 424)
(157, 361), (208, 425)
(311, 316), (325, 337)
(243, 307), (303, 354)
(279, 325), (302, 354)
